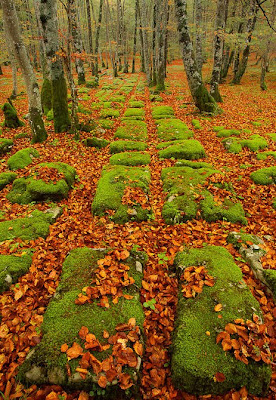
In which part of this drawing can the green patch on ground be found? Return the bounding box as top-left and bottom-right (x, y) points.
(263, 270), (276, 298)
(152, 106), (174, 119)
(174, 160), (213, 169)
(192, 119), (202, 129)
(98, 119), (114, 129)
(0, 253), (33, 293)
(172, 246), (271, 396)
(156, 119), (193, 141)
(0, 172), (17, 190)
(216, 129), (241, 138)
(100, 109), (120, 119)
(213, 126), (225, 132)
(267, 133), (276, 142)
(92, 165), (152, 223)
(18, 247), (146, 398)
(114, 121), (148, 141)
(103, 102), (122, 109)
(158, 140), (206, 160)
(129, 101), (145, 108)
(7, 148), (40, 170)
(123, 108), (145, 120)
(109, 152), (150, 166)
(150, 94), (163, 102)
(109, 95), (126, 103)
(0, 138), (13, 155)
(161, 167), (246, 225)
(110, 140), (148, 154)
(256, 151), (276, 160)
(222, 135), (268, 154)
(7, 162), (76, 204)
(250, 167), (276, 185)
(83, 137), (110, 149)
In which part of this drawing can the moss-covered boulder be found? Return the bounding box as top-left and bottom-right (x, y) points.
(100, 109), (120, 119)
(109, 95), (126, 103)
(0, 138), (13, 155)
(267, 133), (276, 142)
(174, 160), (213, 169)
(159, 140), (206, 160)
(223, 135), (268, 154)
(216, 129), (240, 138)
(250, 167), (276, 185)
(7, 147), (40, 170)
(123, 108), (145, 120)
(152, 106), (174, 119)
(114, 121), (148, 141)
(192, 119), (202, 129)
(172, 246), (271, 396)
(0, 172), (17, 190)
(222, 137), (242, 154)
(98, 119), (114, 130)
(7, 162), (76, 204)
(256, 151), (276, 161)
(84, 137), (109, 149)
(0, 209), (60, 241)
(92, 165), (152, 223)
(110, 140), (148, 154)
(18, 247), (146, 398)
(129, 101), (145, 108)
(156, 119), (193, 142)
(0, 253), (33, 293)
(263, 269), (276, 298)
(2, 102), (24, 128)
(109, 152), (150, 166)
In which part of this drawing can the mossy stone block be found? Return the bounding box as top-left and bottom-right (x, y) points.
(124, 108), (145, 119)
(0, 138), (13, 155)
(98, 119), (114, 129)
(157, 119), (193, 141)
(217, 129), (240, 138)
(172, 246), (271, 396)
(84, 137), (109, 149)
(0, 253), (33, 293)
(78, 87), (89, 94)
(227, 231), (262, 249)
(7, 147), (40, 170)
(18, 247), (146, 397)
(114, 121), (148, 141)
(175, 160), (213, 169)
(0, 172), (17, 190)
(158, 140), (206, 160)
(263, 270), (276, 297)
(100, 109), (120, 119)
(2, 102), (24, 128)
(109, 152), (150, 166)
(250, 167), (276, 185)
(152, 106), (174, 119)
(85, 78), (99, 88)
(110, 140), (148, 154)
(149, 94), (163, 102)
(92, 165), (151, 223)
(129, 101), (145, 108)
(256, 151), (276, 161)
(222, 137), (243, 154)
(267, 133), (276, 142)
(192, 119), (202, 129)
(109, 95), (126, 103)
(213, 126), (225, 132)
(242, 135), (268, 152)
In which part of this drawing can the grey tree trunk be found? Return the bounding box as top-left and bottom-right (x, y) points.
(156, 0), (168, 92)
(94, 0), (104, 75)
(139, 0), (151, 84)
(2, 17), (18, 98)
(1, 0), (47, 143)
(152, 1), (157, 86)
(260, 0), (276, 90)
(194, 0), (203, 73)
(39, 0), (71, 133)
(174, 0), (218, 114)
(132, 0), (138, 73)
(86, 0), (95, 75)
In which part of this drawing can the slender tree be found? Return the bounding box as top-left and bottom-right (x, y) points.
(260, 0), (276, 90)
(2, 16), (18, 98)
(132, 0), (139, 73)
(94, 0), (104, 75)
(194, 0), (203, 73)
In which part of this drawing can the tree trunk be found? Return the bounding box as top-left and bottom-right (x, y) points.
(139, 0), (151, 84)
(39, 0), (71, 133)
(151, 1), (157, 86)
(132, 0), (138, 73)
(86, 0), (95, 75)
(210, 0), (227, 102)
(260, 0), (276, 90)
(138, 4), (145, 73)
(156, 0), (168, 92)
(1, 0), (47, 143)
(174, 0), (218, 114)
(94, 0), (104, 76)
(0, 65), (3, 75)
(2, 16), (18, 98)
(194, 0), (203, 73)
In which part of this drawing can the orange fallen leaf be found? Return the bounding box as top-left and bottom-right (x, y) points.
(60, 343), (68, 353)
(214, 372), (226, 382)
(214, 304), (223, 312)
(66, 342), (83, 360)
(98, 375), (107, 388)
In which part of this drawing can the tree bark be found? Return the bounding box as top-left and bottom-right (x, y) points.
(2, 16), (18, 98)
(86, 0), (95, 75)
(94, 0), (104, 75)
(194, 0), (203, 73)
(132, 0), (138, 73)
(139, 0), (151, 84)
(260, 0), (276, 90)
(174, 0), (218, 114)
(1, 0), (47, 143)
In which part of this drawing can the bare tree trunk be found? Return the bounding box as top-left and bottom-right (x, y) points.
(156, 0), (168, 92)
(86, 0), (95, 75)
(174, 0), (218, 114)
(105, 0), (117, 76)
(139, 0), (151, 84)
(260, 0), (276, 90)
(194, 0), (203, 73)
(2, 17), (18, 98)
(132, 0), (138, 73)
(151, 0), (157, 86)
(1, 0), (47, 143)
(138, 3), (145, 73)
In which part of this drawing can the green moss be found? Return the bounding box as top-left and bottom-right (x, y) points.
(114, 121), (148, 141)
(109, 95), (126, 103)
(92, 165), (152, 223)
(227, 232), (262, 249)
(129, 101), (144, 108)
(7, 162), (76, 204)
(52, 75), (71, 133)
(0, 138), (13, 155)
(152, 106), (174, 119)
(110, 140), (148, 154)
(7, 148), (40, 170)
(175, 160), (213, 169)
(0, 253), (33, 293)
(267, 133), (276, 142)
(41, 78), (53, 115)
(222, 137), (243, 154)
(14, 132), (29, 139)
(85, 78), (99, 88)
(0, 172), (17, 190)
(273, 198), (276, 209)
(78, 88), (89, 94)
(158, 140), (206, 160)
(77, 104), (90, 115)
(2, 102), (24, 128)
(100, 109), (120, 119)
(124, 108), (145, 119)
(46, 109), (54, 121)
(250, 167), (276, 185)
(242, 135), (268, 152)
(109, 152), (150, 166)
(172, 246), (271, 396)
(149, 94), (163, 102)
(216, 129), (240, 138)
(263, 270), (276, 297)
(193, 84), (219, 115)
(0, 210), (56, 241)
(213, 126), (225, 132)
(98, 119), (114, 129)
(251, 121), (262, 127)
(192, 119), (202, 129)
(18, 247), (146, 398)
(103, 101), (122, 109)
(84, 137), (109, 149)
(256, 151), (276, 161)
(157, 119), (193, 141)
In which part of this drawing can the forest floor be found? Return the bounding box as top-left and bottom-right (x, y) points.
(0, 61), (276, 400)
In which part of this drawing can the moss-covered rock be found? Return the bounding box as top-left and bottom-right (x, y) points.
(92, 165), (152, 223)
(156, 119), (193, 141)
(222, 137), (243, 154)
(110, 140), (148, 154)
(213, 126), (225, 132)
(175, 160), (213, 169)
(0, 172), (17, 190)
(250, 167), (276, 185)
(100, 109), (120, 119)
(216, 129), (240, 138)
(129, 101), (145, 108)
(83, 137), (109, 149)
(18, 247), (146, 397)
(149, 94), (163, 102)
(123, 108), (145, 119)
(227, 231), (262, 250)
(0, 253), (33, 293)
(103, 102), (122, 109)
(2, 102), (24, 128)
(7, 148), (40, 170)
(109, 152), (150, 166)
(7, 162), (76, 204)
(85, 78), (99, 88)
(172, 246), (271, 396)
(109, 95), (126, 103)
(256, 151), (276, 161)
(98, 119), (114, 130)
(158, 140), (206, 160)
(0, 138), (13, 155)
(192, 119), (202, 129)
(114, 121), (148, 141)
(0, 209), (59, 241)
(222, 135), (268, 154)
(267, 133), (276, 142)
(152, 106), (174, 119)
(263, 269), (276, 298)
(78, 87), (90, 94)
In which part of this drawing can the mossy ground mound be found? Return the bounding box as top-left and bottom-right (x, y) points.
(98, 119), (114, 129)
(256, 151), (276, 160)
(103, 101), (122, 109)
(174, 160), (213, 169)
(192, 119), (202, 129)
(267, 133), (276, 142)
(2, 102), (24, 128)
(0, 138), (13, 155)
(0, 172), (17, 190)
(129, 101), (144, 108)
(109, 95), (126, 103)
(123, 108), (145, 120)
(161, 167), (246, 225)
(109, 152), (151, 166)
(0, 210), (58, 241)
(7, 148), (40, 170)
(158, 140), (206, 160)
(216, 129), (241, 138)
(263, 269), (276, 297)
(152, 106), (174, 119)
(84, 137), (109, 149)
(156, 119), (193, 141)
(18, 247), (146, 398)
(7, 162), (76, 204)
(100, 109), (120, 119)
(114, 121), (148, 141)
(92, 165), (151, 223)
(223, 135), (268, 154)
(0, 253), (33, 293)
(172, 246), (271, 396)
(250, 167), (276, 185)
(110, 140), (148, 154)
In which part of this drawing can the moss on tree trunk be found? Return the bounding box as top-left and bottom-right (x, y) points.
(41, 78), (53, 115)
(52, 75), (70, 133)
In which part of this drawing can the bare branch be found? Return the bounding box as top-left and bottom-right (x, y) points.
(256, 0), (276, 31)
